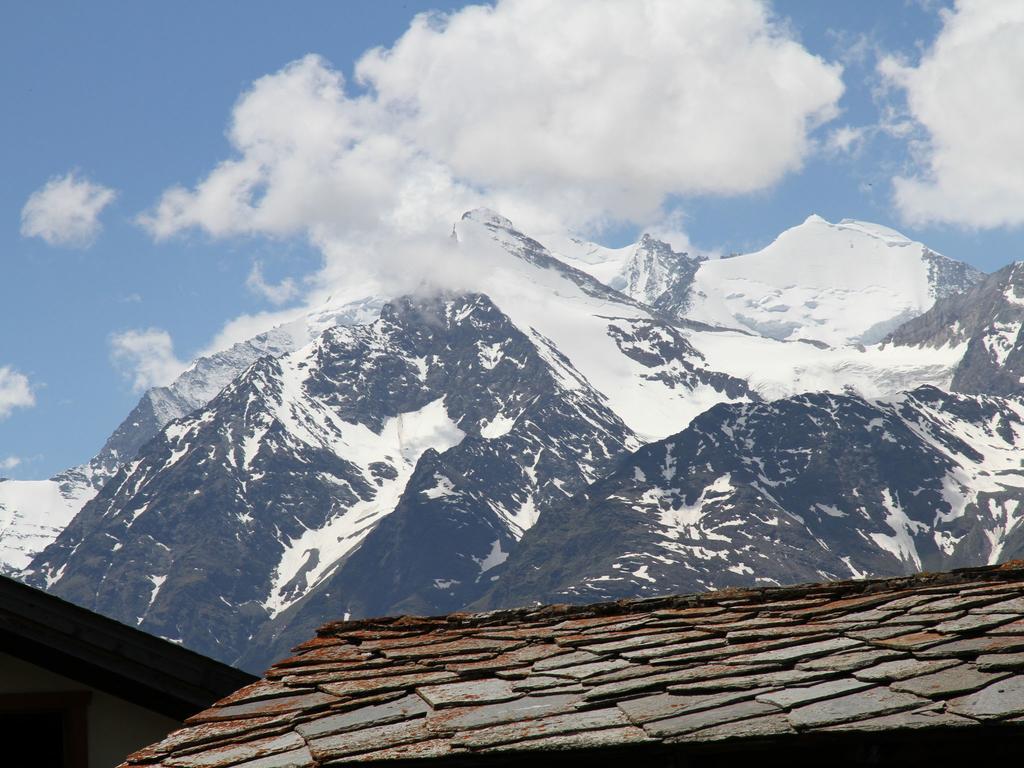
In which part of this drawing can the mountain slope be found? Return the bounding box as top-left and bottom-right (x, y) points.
(541, 232), (702, 318)
(685, 215), (982, 345)
(28, 286), (731, 667)
(888, 262), (1024, 396)
(0, 298), (381, 574)
(481, 385), (1024, 609)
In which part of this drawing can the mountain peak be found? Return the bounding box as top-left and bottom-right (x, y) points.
(461, 208), (515, 230)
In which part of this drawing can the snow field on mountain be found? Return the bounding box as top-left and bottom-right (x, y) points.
(688, 328), (966, 401)
(456, 215), (743, 441)
(685, 215), (941, 346)
(0, 480), (97, 574)
(255, 335), (467, 616)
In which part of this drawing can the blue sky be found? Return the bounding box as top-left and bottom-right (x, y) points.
(2, 0), (1022, 479)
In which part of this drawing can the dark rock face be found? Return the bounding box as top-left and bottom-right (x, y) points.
(480, 386), (1024, 610)
(888, 263), (1024, 396)
(625, 235), (701, 319)
(923, 247), (987, 301)
(27, 294), (640, 669)
(605, 318), (751, 401)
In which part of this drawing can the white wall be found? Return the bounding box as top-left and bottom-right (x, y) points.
(0, 651), (182, 768)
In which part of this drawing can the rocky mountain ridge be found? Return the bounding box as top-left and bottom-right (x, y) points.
(7, 209), (1019, 674)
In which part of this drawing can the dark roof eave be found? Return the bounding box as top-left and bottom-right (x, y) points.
(0, 575), (257, 720)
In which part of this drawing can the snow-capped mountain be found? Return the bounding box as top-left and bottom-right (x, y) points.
(0, 297), (381, 574)
(888, 261), (1024, 396)
(551, 215), (982, 347)
(481, 385), (1024, 609)
(684, 216), (981, 346)
(541, 232), (701, 319)
(25, 212), (755, 667)
(12, 207), (1014, 673)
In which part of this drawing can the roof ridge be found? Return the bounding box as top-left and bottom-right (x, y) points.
(311, 561), (1024, 640)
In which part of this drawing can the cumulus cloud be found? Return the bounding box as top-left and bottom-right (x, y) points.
(880, 0), (1024, 227)
(246, 262), (301, 305)
(140, 0), (843, 252)
(109, 328), (187, 392)
(0, 367), (35, 420)
(21, 172), (117, 246)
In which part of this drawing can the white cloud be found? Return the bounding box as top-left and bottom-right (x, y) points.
(109, 328), (187, 392)
(140, 0), (843, 249)
(21, 172), (117, 247)
(880, 0), (1024, 227)
(358, 0), (843, 221)
(826, 125), (868, 155)
(0, 367), (35, 420)
(246, 262), (301, 305)
(0, 456), (21, 471)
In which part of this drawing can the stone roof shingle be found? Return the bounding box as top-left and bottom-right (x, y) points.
(123, 563), (1024, 766)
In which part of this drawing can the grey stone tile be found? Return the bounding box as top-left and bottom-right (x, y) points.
(416, 678), (518, 708)
(426, 693), (580, 732)
(796, 648), (905, 673)
(917, 635), (1024, 658)
(947, 675), (1024, 719)
(967, 596), (1024, 614)
(620, 637), (730, 661)
(976, 652), (1024, 671)
(786, 687), (929, 729)
(512, 675), (585, 692)
(910, 594), (1008, 613)
(667, 668), (832, 694)
(194, 692), (339, 722)
(819, 708), (975, 733)
(233, 748), (316, 768)
(886, 612), (962, 625)
(480, 725), (652, 753)
(756, 678), (872, 709)
(295, 694), (428, 739)
(578, 630), (714, 655)
(582, 670), (689, 701)
(853, 658), (959, 683)
(891, 664), (1009, 698)
(617, 688), (775, 724)
(990, 619), (1024, 634)
(850, 626), (929, 641)
(165, 733), (306, 768)
(643, 700), (780, 738)
(539, 658), (632, 679)
(870, 631), (947, 649)
(532, 650), (603, 672)
(724, 636), (861, 665)
(331, 739), (454, 763)
(670, 713), (795, 743)
(308, 720), (432, 761)
(452, 707), (628, 748)
(935, 613), (1018, 634)
(320, 670), (457, 699)
(873, 594), (939, 612)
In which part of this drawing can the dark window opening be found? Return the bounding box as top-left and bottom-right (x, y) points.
(0, 692), (90, 768)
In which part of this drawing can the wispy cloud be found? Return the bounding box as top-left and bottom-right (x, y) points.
(246, 262), (300, 305)
(109, 328), (187, 392)
(0, 456), (21, 472)
(21, 171), (117, 247)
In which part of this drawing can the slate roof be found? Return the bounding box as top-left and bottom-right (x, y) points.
(0, 574), (257, 720)
(123, 563), (1024, 767)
